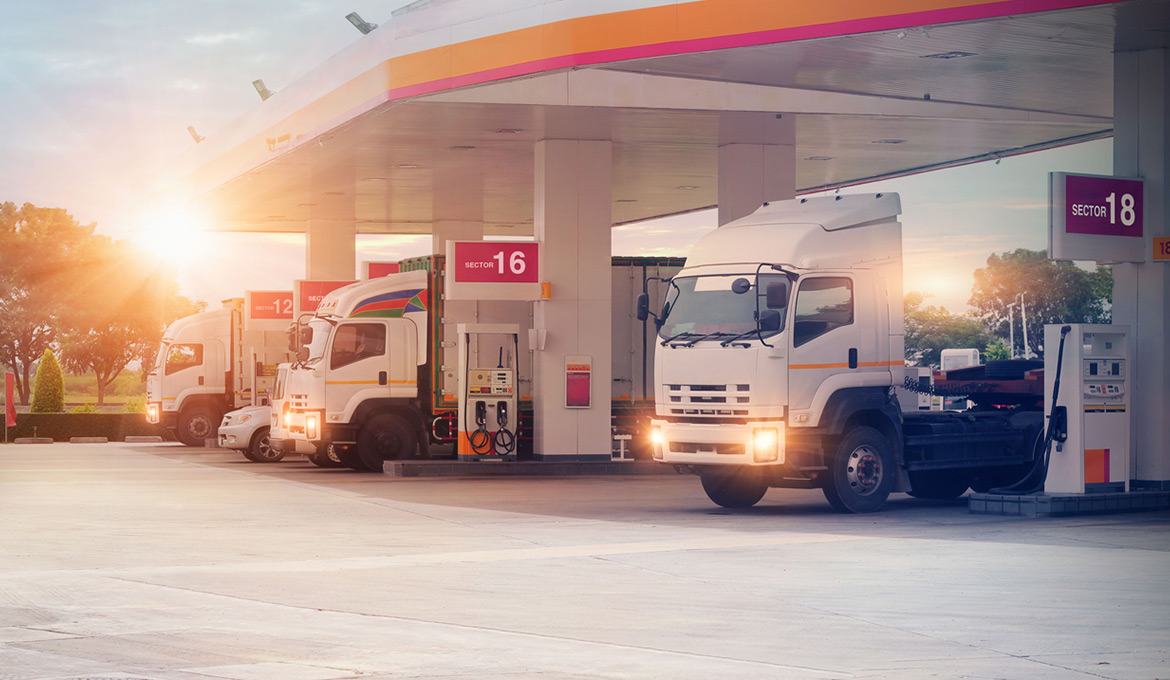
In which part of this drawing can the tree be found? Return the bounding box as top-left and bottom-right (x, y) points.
(0, 203), (94, 404)
(983, 338), (1011, 361)
(904, 292), (994, 368)
(58, 235), (200, 405)
(969, 249), (1111, 358)
(30, 349), (64, 413)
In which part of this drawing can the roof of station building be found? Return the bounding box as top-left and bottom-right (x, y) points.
(142, 0), (1169, 236)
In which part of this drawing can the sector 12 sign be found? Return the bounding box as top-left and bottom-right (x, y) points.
(446, 241), (541, 300)
(1050, 172), (1145, 263)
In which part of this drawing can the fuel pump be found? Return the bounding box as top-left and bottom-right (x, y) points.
(1044, 324), (1130, 494)
(457, 324), (520, 461)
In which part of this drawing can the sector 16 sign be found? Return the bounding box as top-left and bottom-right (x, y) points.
(452, 242), (539, 283)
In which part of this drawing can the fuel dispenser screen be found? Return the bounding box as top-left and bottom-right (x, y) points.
(467, 369), (514, 396)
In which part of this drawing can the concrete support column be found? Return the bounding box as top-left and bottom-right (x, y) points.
(1113, 48), (1169, 487)
(532, 139), (613, 460)
(717, 113), (796, 226)
(306, 164), (356, 280)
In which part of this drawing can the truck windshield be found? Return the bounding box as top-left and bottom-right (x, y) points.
(304, 319), (334, 365)
(659, 274), (788, 341)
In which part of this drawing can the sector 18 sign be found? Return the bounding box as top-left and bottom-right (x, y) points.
(1050, 172), (1145, 263)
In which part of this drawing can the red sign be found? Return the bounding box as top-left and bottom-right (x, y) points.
(248, 291), (293, 320)
(1065, 174), (1143, 238)
(452, 242), (539, 283)
(297, 280), (354, 313)
(5, 373), (15, 427)
(365, 262), (400, 278)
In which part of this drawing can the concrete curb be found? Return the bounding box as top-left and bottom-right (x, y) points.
(125, 436), (165, 443)
(384, 460), (676, 478)
(13, 437), (53, 444)
(70, 437), (109, 444)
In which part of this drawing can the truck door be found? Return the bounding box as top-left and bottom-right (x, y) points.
(787, 275), (862, 417)
(324, 321), (390, 418)
(163, 342), (206, 405)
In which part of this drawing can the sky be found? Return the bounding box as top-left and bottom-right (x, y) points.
(1, 2), (1113, 315)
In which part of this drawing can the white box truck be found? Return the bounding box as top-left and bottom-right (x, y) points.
(146, 299), (291, 446)
(638, 194), (1047, 512)
(276, 255), (682, 470)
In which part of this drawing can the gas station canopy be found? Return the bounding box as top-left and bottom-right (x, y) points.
(146, 0), (1169, 235)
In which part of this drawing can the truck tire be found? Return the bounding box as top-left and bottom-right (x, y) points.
(177, 406), (219, 447)
(822, 426), (895, 513)
(358, 414), (417, 471)
(308, 447), (345, 468)
(247, 427), (283, 463)
(699, 467), (768, 509)
(907, 470), (971, 500)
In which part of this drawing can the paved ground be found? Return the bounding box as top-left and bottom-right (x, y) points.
(1, 442), (1168, 680)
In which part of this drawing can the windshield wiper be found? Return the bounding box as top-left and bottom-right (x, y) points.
(682, 331), (737, 347)
(719, 329), (760, 347)
(661, 331), (699, 346)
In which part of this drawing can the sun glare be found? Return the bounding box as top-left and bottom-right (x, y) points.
(132, 210), (211, 264)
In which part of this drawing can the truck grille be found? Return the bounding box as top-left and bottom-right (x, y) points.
(666, 384), (750, 417)
(668, 442), (746, 455)
(289, 394), (311, 409)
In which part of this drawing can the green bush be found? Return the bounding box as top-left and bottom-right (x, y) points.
(9, 413), (172, 442)
(121, 396), (146, 414)
(69, 403), (100, 413)
(30, 349), (65, 413)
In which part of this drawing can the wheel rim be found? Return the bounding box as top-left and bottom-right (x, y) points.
(256, 434), (276, 460)
(846, 445), (883, 496)
(188, 415), (213, 439)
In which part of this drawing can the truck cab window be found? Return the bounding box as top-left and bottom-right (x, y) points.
(331, 323), (387, 370)
(793, 277), (853, 347)
(164, 343), (203, 375)
(659, 274), (788, 340)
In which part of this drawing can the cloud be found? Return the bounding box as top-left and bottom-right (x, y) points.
(185, 31), (258, 46)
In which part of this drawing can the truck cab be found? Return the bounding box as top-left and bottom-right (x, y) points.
(146, 303), (232, 445)
(280, 270), (431, 472)
(643, 194), (908, 511)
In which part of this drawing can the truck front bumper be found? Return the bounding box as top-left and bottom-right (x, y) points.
(650, 418), (785, 466)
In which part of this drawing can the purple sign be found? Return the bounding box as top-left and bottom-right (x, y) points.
(1065, 174), (1143, 238)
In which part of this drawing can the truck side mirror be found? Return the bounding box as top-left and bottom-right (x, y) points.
(766, 281), (790, 309)
(731, 278), (751, 294)
(636, 293), (650, 321)
(299, 326), (313, 347)
(296, 346), (309, 363)
(759, 309), (781, 332)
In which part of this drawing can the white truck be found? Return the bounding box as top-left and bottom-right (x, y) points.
(276, 256), (683, 471)
(146, 299), (291, 446)
(638, 193), (1045, 512)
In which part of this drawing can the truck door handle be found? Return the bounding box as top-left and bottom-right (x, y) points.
(848, 348), (858, 369)
(198, 376), (204, 385)
(379, 371), (388, 386)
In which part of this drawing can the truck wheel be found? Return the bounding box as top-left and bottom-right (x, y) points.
(177, 406), (219, 447)
(308, 447), (345, 468)
(248, 427), (283, 463)
(699, 467), (768, 509)
(358, 414), (418, 471)
(907, 470), (971, 499)
(822, 426), (894, 513)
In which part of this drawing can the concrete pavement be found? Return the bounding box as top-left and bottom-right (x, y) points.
(1, 442), (1167, 679)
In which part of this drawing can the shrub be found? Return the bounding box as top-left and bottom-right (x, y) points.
(30, 349), (65, 413)
(9, 413), (172, 441)
(122, 396), (146, 414)
(69, 403), (100, 413)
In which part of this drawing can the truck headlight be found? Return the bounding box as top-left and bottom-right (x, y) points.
(753, 427), (780, 463)
(146, 402), (160, 423)
(305, 413), (320, 440)
(650, 427), (665, 460)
